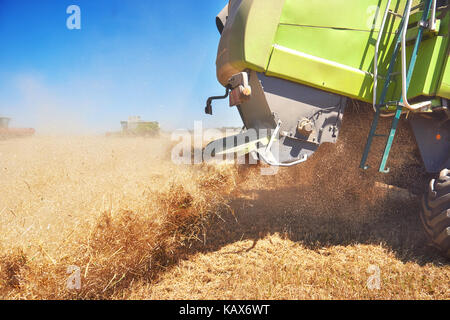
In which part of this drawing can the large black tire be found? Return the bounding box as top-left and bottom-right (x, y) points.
(421, 169), (450, 258)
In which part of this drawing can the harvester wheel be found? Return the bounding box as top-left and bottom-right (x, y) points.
(421, 169), (450, 258)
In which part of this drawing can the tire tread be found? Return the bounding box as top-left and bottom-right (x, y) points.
(421, 169), (450, 259)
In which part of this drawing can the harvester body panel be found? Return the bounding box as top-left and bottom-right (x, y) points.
(217, 0), (449, 102)
(207, 0), (449, 172)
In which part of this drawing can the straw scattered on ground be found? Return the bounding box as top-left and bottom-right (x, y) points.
(0, 105), (449, 300)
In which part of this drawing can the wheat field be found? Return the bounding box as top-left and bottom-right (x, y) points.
(0, 110), (449, 300)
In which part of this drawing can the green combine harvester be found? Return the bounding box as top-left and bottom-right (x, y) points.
(119, 116), (160, 137)
(205, 0), (449, 257)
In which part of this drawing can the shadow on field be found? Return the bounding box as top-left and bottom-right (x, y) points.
(192, 185), (448, 266)
(138, 104), (448, 299)
(181, 106), (447, 267)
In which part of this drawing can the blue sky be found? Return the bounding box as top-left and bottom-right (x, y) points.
(0, 0), (241, 133)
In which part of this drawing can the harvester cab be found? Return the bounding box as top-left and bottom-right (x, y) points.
(204, 0), (450, 257)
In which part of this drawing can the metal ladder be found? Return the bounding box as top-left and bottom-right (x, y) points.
(360, 0), (434, 173)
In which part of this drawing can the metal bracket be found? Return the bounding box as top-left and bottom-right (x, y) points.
(205, 85), (232, 115)
(258, 120), (309, 167)
(266, 120), (282, 153)
(419, 20), (429, 28)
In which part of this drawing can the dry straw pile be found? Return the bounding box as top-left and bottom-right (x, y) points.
(0, 136), (236, 299)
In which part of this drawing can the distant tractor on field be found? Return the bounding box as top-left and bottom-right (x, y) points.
(0, 117), (35, 139)
(120, 116), (160, 137)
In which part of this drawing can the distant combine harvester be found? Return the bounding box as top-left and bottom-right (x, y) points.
(0, 117), (35, 140)
(107, 116), (160, 137)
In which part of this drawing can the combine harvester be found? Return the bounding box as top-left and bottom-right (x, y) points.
(120, 116), (160, 137)
(204, 0), (450, 257)
(107, 116), (160, 137)
(0, 117), (35, 139)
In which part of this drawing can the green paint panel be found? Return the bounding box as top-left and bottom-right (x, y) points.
(244, 0), (286, 69)
(269, 24), (401, 101)
(280, 0), (407, 31)
(266, 0), (449, 101)
(274, 26), (385, 72)
(216, 0), (449, 101)
(216, 0), (285, 85)
(436, 8), (450, 99)
(408, 36), (450, 98)
(437, 54), (450, 98)
(266, 45), (374, 101)
(267, 0), (408, 102)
